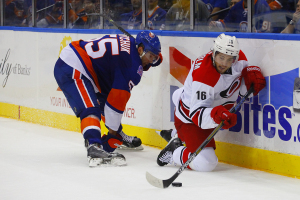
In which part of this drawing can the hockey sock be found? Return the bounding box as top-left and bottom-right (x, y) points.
(174, 146), (218, 171)
(81, 117), (102, 144)
(173, 146), (192, 169)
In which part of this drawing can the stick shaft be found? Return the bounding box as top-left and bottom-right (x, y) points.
(98, 14), (134, 38)
(207, 7), (230, 20)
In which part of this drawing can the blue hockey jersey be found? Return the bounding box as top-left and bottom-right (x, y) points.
(59, 34), (143, 130)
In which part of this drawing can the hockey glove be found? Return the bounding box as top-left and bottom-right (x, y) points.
(211, 105), (237, 129)
(101, 133), (123, 152)
(242, 66), (266, 96)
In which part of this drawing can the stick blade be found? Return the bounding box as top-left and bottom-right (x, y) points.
(146, 171), (164, 189)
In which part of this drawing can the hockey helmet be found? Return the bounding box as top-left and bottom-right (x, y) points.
(136, 31), (161, 64)
(213, 33), (240, 65)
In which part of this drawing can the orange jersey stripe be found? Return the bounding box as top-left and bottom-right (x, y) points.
(148, 6), (160, 18)
(81, 117), (101, 133)
(107, 88), (130, 112)
(74, 70), (94, 108)
(71, 41), (101, 93)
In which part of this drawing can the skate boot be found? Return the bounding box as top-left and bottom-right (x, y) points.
(157, 136), (182, 166)
(117, 131), (143, 150)
(87, 143), (126, 167)
(155, 129), (173, 142)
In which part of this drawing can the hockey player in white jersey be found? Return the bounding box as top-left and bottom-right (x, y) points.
(157, 33), (266, 172)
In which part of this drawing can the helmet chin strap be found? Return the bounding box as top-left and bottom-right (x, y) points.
(140, 51), (146, 59)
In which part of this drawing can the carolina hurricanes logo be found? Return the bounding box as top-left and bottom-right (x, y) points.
(149, 32), (155, 38)
(220, 76), (242, 98)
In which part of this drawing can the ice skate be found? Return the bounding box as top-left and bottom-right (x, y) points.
(157, 136), (182, 166)
(155, 129), (173, 142)
(116, 131), (143, 150)
(87, 143), (126, 167)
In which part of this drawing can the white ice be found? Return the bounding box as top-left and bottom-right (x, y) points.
(1, 117), (300, 200)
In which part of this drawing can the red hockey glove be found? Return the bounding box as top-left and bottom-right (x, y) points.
(211, 105), (237, 129)
(242, 66), (266, 96)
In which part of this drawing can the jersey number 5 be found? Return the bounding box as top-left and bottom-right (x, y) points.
(85, 36), (119, 59)
(197, 91), (206, 100)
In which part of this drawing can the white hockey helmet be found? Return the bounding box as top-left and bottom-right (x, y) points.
(212, 33), (240, 64)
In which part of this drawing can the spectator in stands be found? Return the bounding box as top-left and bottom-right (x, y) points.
(158, 0), (176, 12)
(81, 0), (101, 29)
(5, 0), (27, 26)
(203, 0), (229, 20)
(22, 0), (55, 27)
(281, 0), (300, 34)
(68, 0), (88, 28)
(36, 0), (94, 29)
(165, 0), (209, 31)
(120, 0), (142, 29)
(120, 0), (166, 30)
(147, 0), (166, 30)
(209, 0), (272, 33)
(36, 1), (64, 28)
(229, 0), (241, 8)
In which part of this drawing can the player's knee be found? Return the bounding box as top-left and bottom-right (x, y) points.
(189, 147), (218, 172)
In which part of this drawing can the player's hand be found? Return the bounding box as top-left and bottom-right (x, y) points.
(209, 21), (218, 29)
(293, 11), (300, 23)
(242, 66), (266, 96)
(211, 105), (237, 129)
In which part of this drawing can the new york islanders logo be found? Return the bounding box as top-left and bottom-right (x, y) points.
(137, 65), (143, 77)
(149, 32), (155, 38)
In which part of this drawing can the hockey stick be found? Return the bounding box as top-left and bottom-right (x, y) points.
(92, 13), (134, 39)
(207, 7), (230, 21)
(146, 85), (255, 189)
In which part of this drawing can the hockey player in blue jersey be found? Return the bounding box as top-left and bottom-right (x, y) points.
(54, 31), (162, 167)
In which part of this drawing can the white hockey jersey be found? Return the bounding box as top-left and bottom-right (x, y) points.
(173, 50), (249, 129)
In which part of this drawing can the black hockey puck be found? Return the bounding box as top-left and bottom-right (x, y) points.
(172, 182), (182, 187)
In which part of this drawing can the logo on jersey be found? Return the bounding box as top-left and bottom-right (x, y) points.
(220, 76), (242, 98)
(137, 65), (143, 77)
(239, 21), (248, 32)
(149, 32), (155, 38)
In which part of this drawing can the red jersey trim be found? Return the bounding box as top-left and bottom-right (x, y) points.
(192, 53), (220, 87)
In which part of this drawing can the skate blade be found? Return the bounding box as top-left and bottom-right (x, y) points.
(88, 157), (103, 167)
(110, 157), (127, 166)
(117, 144), (144, 150)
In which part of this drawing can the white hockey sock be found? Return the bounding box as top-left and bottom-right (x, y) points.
(172, 146), (218, 172)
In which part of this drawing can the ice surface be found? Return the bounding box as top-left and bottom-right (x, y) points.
(1, 117), (300, 200)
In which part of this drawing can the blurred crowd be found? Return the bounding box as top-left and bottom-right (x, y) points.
(3, 0), (300, 33)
